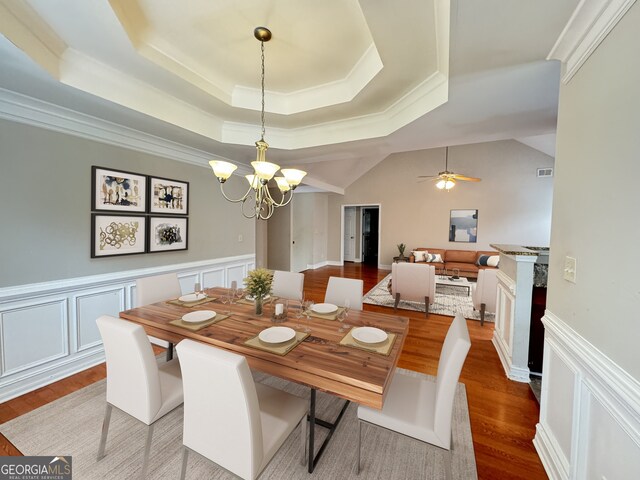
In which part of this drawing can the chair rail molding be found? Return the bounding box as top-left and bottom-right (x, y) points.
(534, 310), (640, 479)
(0, 254), (255, 403)
(547, 0), (637, 83)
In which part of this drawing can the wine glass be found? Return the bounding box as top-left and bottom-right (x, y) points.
(304, 299), (314, 333)
(220, 291), (232, 315)
(342, 298), (351, 328)
(294, 299), (306, 331)
(194, 281), (202, 297)
(337, 308), (347, 333)
(229, 285), (237, 304)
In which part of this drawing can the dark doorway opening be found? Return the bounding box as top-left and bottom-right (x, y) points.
(362, 207), (379, 265)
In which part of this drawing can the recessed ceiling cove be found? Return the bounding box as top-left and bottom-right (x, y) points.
(2, 0), (449, 149)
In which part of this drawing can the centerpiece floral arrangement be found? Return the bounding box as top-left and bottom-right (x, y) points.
(244, 268), (273, 315)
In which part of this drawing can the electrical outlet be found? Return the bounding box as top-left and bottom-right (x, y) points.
(564, 256), (576, 283)
(238, 234), (243, 242)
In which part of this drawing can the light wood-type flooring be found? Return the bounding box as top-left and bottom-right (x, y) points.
(0, 264), (547, 479)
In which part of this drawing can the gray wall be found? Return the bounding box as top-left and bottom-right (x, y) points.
(266, 198), (291, 271)
(0, 119), (255, 287)
(327, 140), (555, 264)
(548, 2), (640, 380)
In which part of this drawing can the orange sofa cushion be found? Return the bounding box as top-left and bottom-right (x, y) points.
(445, 250), (477, 263)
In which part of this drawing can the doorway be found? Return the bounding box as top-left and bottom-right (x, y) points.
(361, 207), (379, 265)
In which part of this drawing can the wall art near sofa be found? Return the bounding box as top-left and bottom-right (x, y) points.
(449, 209), (478, 243)
(91, 214), (146, 258)
(148, 216), (188, 253)
(149, 176), (189, 215)
(92, 166), (147, 213)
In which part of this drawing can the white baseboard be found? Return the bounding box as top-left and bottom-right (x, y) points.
(0, 254), (255, 403)
(534, 310), (640, 479)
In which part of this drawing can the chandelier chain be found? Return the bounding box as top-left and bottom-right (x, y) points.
(260, 40), (266, 141)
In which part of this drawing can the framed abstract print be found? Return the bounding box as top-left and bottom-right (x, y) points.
(149, 176), (189, 215)
(92, 166), (147, 213)
(449, 209), (478, 243)
(91, 214), (146, 258)
(148, 216), (188, 253)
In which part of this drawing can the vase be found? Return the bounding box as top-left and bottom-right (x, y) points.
(255, 296), (263, 316)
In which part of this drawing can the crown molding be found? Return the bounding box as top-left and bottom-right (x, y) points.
(0, 87), (219, 166)
(548, 0), (637, 83)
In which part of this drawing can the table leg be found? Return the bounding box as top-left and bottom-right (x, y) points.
(166, 342), (174, 361)
(307, 388), (351, 473)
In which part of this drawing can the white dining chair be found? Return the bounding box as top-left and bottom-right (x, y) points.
(271, 270), (305, 301)
(135, 272), (182, 306)
(176, 339), (308, 480)
(472, 268), (498, 326)
(96, 315), (183, 478)
(324, 276), (364, 310)
(136, 273), (183, 360)
(356, 314), (471, 478)
(391, 262), (436, 317)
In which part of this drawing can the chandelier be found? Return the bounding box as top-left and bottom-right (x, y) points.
(209, 27), (307, 220)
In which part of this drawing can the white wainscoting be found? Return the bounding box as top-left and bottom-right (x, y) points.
(534, 311), (640, 479)
(0, 254), (255, 403)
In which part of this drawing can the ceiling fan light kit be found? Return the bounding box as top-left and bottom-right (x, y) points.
(418, 146), (481, 191)
(209, 27), (307, 220)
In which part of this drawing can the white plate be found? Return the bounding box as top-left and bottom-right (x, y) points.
(246, 294), (271, 301)
(258, 326), (296, 345)
(351, 327), (388, 345)
(311, 303), (338, 314)
(182, 310), (216, 323)
(179, 293), (207, 302)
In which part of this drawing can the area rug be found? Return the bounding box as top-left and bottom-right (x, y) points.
(0, 369), (477, 479)
(363, 274), (494, 322)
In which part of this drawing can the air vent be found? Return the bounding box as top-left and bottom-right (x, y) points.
(537, 168), (553, 178)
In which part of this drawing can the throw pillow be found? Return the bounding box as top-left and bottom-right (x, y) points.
(487, 255), (500, 267)
(425, 253), (443, 263)
(477, 255), (490, 266)
(412, 250), (426, 262)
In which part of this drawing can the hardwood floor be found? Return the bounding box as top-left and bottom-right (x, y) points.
(0, 264), (547, 479)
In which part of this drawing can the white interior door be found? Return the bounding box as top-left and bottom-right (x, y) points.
(344, 207), (356, 261)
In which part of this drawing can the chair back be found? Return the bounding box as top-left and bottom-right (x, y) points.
(472, 268), (498, 312)
(434, 314), (471, 447)
(135, 273), (182, 307)
(391, 263), (436, 304)
(176, 339), (263, 480)
(324, 277), (364, 310)
(271, 270), (305, 301)
(96, 315), (162, 424)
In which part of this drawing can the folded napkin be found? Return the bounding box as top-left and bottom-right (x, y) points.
(244, 331), (309, 356)
(307, 307), (346, 321)
(166, 296), (217, 308)
(339, 328), (397, 356)
(168, 313), (230, 331)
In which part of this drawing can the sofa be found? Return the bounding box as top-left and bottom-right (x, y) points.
(408, 247), (499, 279)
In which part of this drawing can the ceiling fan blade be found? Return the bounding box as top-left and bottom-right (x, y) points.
(417, 175), (438, 178)
(450, 174), (481, 182)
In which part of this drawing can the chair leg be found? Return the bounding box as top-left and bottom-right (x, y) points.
(96, 403), (113, 461)
(424, 296), (430, 317)
(179, 446), (189, 480)
(480, 303), (486, 326)
(301, 415), (308, 466)
(356, 420), (362, 474)
(394, 293), (400, 311)
(140, 423), (154, 479)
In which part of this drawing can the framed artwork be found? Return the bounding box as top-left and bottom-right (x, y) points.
(91, 214), (146, 258)
(148, 216), (188, 253)
(449, 209), (478, 243)
(92, 166), (147, 213)
(149, 176), (189, 215)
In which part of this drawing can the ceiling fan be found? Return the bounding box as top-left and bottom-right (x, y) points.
(418, 147), (481, 190)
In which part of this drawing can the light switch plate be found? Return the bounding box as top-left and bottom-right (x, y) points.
(564, 256), (576, 283)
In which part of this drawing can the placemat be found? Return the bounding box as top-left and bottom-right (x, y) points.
(244, 330), (309, 356)
(339, 328), (397, 356)
(237, 296), (278, 306)
(168, 313), (230, 331)
(307, 307), (345, 321)
(166, 296), (217, 308)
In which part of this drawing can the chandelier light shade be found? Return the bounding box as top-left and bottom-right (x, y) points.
(209, 26), (307, 220)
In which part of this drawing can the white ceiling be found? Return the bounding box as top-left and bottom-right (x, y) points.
(0, 0), (579, 191)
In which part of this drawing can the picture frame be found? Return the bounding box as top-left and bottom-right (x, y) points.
(91, 214), (147, 258)
(92, 166), (147, 213)
(149, 176), (189, 215)
(148, 216), (188, 253)
(449, 209), (478, 243)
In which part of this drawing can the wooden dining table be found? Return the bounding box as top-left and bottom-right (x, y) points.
(119, 287), (409, 473)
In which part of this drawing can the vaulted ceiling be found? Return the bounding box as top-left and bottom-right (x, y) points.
(0, 0), (578, 192)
